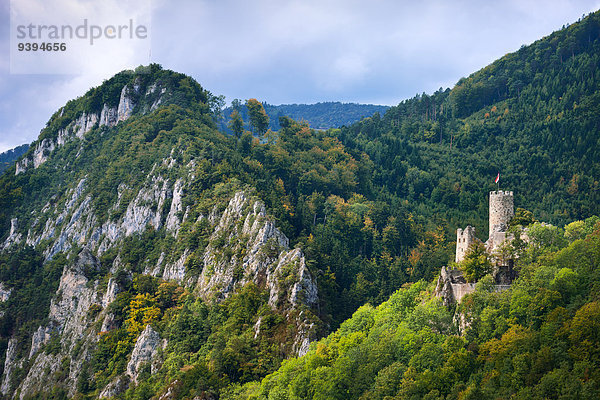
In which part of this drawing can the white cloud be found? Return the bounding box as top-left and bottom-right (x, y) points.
(10, 0), (151, 74)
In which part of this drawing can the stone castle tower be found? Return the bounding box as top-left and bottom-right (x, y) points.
(486, 191), (514, 254)
(455, 225), (476, 263)
(455, 190), (515, 262)
(489, 191), (514, 235)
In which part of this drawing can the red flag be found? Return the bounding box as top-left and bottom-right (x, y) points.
(495, 173), (500, 184)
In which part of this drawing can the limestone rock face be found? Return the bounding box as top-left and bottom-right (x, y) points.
(197, 192), (318, 313)
(1, 218), (22, 251)
(118, 85), (137, 122)
(0, 338), (19, 395)
(74, 112), (98, 138)
(29, 326), (53, 358)
(32, 139), (55, 168)
(0, 180), (321, 396)
(122, 176), (169, 236)
(165, 179), (184, 233)
(162, 249), (189, 282)
(97, 175), (171, 254)
(102, 274), (130, 308)
(268, 248), (318, 309)
(99, 104), (118, 127)
(126, 325), (165, 384)
(195, 191), (320, 355)
(15, 249), (103, 399)
(46, 196), (96, 259)
(0, 282), (11, 302)
(99, 376), (130, 399)
(15, 157), (28, 175)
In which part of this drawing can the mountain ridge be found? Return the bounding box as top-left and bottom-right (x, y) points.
(219, 101), (390, 133)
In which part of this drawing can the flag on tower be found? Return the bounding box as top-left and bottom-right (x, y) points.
(495, 173), (500, 184)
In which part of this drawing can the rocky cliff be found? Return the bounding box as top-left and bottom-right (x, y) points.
(0, 67), (321, 399)
(0, 183), (320, 397)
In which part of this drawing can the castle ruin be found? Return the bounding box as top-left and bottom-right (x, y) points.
(438, 190), (516, 305)
(455, 190), (514, 263)
(455, 225), (476, 263)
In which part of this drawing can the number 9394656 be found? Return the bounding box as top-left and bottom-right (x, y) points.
(17, 42), (66, 51)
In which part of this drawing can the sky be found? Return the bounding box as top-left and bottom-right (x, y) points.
(1, 0), (600, 152)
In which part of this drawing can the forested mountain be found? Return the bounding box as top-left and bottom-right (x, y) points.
(337, 11), (600, 238)
(0, 9), (598, 400)
(219, 102), (389, 133)
(0, 64), (414, 399)
(0, 144), (29, 174)
(234, 10), (600, 400)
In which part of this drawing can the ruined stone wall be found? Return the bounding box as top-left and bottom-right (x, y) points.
(455, 225), (476, 263)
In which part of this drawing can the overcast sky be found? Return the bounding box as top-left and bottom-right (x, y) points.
(1, 0), (599, 152)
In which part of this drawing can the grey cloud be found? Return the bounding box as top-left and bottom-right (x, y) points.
(1, 0), (599, 151)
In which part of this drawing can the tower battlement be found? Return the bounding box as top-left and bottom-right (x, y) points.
(489, 190), (514, 196)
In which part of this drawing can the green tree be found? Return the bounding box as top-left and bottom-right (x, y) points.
(229, 109), (244, 139)
(459, 242), (492, 282)
(510, 208), (536, 228)
(246, 98), (269, 135)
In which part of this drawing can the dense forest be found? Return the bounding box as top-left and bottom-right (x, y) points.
(337, 11), (600, 236)
(231, 217), (600, 399)
(0, 9), (598, 400)
(218, 102), (389, 133)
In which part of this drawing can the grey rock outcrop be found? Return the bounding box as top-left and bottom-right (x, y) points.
(0, 338), (20, 395)
(126, 325), (165, 384)
(102, 273), (130, 308)
(118, 85), (137, 122)
(162, 249), (189, 282)
(0, 283), (11, 302)
(196, 191), (320, 354)
(1, 218), (22, 251)
(99, 376), (130, 399)
(32, 139), (55, 168)
(29, 326), (53, 358)
(122, 176), (169, 235)
(165, 179), (184, 234)
(16, 249), (103, 398)
(99, 104), (118, 127)
(197, 192), (317, 309)
(15, 157), (28, 175)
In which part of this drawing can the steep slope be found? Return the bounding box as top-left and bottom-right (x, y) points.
(1, 10), (600, 400)
(0, 65), (322, 399)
